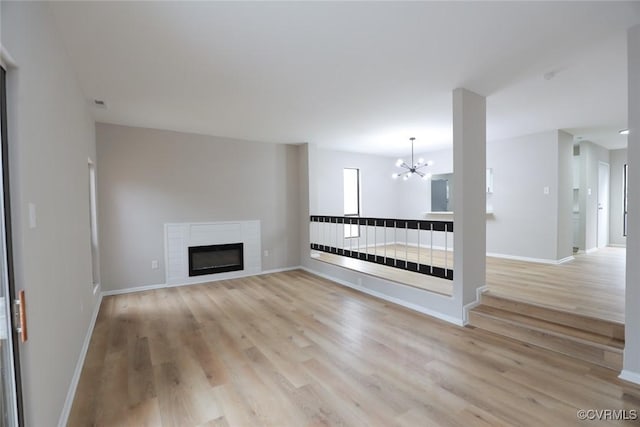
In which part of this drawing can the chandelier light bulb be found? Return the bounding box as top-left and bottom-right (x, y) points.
(392, 138), (433, 182)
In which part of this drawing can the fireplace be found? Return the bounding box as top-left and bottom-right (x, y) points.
(188, 243), (244, 276)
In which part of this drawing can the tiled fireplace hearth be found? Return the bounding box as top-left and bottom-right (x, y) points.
(165, 221), (261, 285)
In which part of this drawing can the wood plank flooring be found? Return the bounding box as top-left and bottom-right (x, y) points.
(315, 246), (625, 323)
(486, 247), (625, 323)
(68, 270), (639, 426)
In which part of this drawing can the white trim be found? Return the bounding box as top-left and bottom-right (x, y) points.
(101, 282), (166, 296)
(486, 252), (574, 265)
(101, 266), (300, 296)
(299, 266), (464, 326)
(585, 247), (598, 254)
(462, 285), (488, 325)
(619, 370), (640, 385)
(0, 44), (17, 69)
(609, 243), (627, 248)
(57, 293), (103, 427)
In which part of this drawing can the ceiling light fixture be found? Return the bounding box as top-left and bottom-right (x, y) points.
(619, 129), (629, 135)
(392, 137), (433, 181)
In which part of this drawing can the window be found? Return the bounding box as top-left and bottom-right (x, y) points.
(624, 164), (628, 237)
(343, 168), (360, 238)
(88, 159), (100, 288)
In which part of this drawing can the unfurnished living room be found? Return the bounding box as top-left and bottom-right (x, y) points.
(1, 1), (640, 426)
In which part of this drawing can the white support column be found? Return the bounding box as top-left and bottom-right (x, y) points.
(621, 25), (640, 385)
(452, 88), (487, 316)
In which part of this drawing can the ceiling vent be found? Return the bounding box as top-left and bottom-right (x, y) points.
(93, 99), (108, 109)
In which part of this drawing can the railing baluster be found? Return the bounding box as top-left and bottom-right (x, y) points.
(417, 222), (421, 268)
(384, 221), (387, 262)
(430, 223), (434, 274)
(445, 224), (448, 272)
(365, 219), (368, 259)
(405, 221), (408, 266)
(394, 221), (397, 266)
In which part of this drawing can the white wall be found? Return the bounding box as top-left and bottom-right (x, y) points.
(610, 148), (628, 246)
(486, 131), (560, 260)
(96, 123), (301, 291)
(2, 2), (100, 425)
(315, 147), (399, 218)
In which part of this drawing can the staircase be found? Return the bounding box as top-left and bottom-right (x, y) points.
(468, 291), (624, 371)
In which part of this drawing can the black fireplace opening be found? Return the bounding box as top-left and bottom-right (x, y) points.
(188, 243), (244, 276)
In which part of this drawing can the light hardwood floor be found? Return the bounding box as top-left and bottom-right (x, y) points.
(486, 247), (625, 323)
(315, 246), (625, 323)
(69, 270), (639, 426)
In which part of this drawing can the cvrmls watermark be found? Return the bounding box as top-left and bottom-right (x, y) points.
(577, 409), (638, 421)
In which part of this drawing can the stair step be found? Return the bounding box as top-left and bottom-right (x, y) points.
(469, 305), (623, 371)
(481, 291), (624, 341)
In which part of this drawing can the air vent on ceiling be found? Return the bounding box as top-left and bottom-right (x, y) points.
(93, 99), (108, 109)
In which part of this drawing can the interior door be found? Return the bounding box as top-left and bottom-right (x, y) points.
(597, 162), (610, 248)
(0, 65), (23, 426)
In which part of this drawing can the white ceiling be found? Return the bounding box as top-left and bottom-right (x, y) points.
(49, 1), (640, 156)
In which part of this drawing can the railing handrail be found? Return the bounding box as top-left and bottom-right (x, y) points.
(309, 215), (453, 233)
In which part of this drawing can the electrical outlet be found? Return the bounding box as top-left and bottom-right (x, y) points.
(264, 250), (269, 257)
(543, 186), (550, 195)
(151, 260), (159, 269)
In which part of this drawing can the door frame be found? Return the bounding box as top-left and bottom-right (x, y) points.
(597, 161), (610, 249)
(1, 60), (25, 426)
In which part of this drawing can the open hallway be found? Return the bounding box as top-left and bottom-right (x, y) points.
(69, 270), (638, 426)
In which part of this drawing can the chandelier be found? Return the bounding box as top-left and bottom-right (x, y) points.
(392, 137), (433, 181)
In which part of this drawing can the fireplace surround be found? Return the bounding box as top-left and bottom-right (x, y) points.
(165, 220), (261, 285)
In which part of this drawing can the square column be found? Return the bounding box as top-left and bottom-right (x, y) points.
(452, 88), (487, 313)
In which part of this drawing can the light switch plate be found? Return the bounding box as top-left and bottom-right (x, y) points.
(543, 186), (550, 195)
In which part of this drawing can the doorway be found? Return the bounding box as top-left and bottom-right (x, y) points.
(598, 162), (610, 248)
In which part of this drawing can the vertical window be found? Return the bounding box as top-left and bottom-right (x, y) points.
(624, 164), (628, 237)
(343, 168), (360, 238)
(88, 159), (100, 288)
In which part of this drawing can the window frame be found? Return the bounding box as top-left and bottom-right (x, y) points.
(343, 168), (360, 238)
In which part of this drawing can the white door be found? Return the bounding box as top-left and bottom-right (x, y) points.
(597, 162), (610, 248)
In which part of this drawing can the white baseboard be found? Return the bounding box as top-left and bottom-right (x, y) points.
(585, 247), (598, 254)
(101, 266), (301, 297)
(462, 285), (488, 326)
(102, 282), (166, 296)
(609, 244), (627, 248)
(299, 266), (463, 327)
(57, 293), (103, 427)
(619, 370), (640, 385)
(487, 252), (574, 265)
